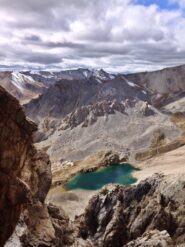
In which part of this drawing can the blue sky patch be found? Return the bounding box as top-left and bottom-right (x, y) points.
(135, 0), (179, 10)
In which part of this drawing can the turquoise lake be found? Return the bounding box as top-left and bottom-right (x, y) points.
(65, 164), (137, 190)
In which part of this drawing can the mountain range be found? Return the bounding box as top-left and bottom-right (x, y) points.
(4, 66), (180, 165)
(1, 65), (185, 247)
(1, 66), (185, 165)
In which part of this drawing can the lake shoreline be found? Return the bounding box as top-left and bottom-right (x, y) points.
(47, 163), (138, 219)
(65, 163), (137, 190)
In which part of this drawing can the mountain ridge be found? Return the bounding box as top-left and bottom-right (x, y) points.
(22, 65), (184, 164)
(1, 64), (185, 166)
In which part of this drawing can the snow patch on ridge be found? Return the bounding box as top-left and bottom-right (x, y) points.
(83, 71), (89, 78)
(109, 74), (115, 79)
(11, 72), (37, 92)
(126, 80), (137, 87)
(11, 72), (26, 92)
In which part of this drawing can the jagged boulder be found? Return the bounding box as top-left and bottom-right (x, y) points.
(125, 230), (173, 247)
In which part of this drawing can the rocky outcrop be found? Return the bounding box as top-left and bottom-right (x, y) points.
(0, 85), (36, 246)
(0, 85), (54, 247)
(125, 230), (173, 247)
(60, 100), (155, 130)
(76, 173), (185, 246)
(17, 150), (54, 247)
(5, 203), (75, 247)
(60, 100), (126, 130)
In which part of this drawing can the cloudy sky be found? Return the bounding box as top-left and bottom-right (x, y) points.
(1, 0), (185, 72)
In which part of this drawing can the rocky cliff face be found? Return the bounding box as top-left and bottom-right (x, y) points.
(0, 85), (54, 246)
(76, 173), (185, 247)
(0, 85), (36, 246)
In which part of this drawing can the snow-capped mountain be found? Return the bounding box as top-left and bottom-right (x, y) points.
(2, 65), (185, 165)
(0, 69), (117, 103)
(24, 74), (148, 120)
(22, 68), (114, 84)
(0, 71), (47, 104)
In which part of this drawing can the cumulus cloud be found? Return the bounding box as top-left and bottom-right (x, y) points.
(0, 0), (185, 72)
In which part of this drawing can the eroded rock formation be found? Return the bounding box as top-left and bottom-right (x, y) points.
(60, 100), (126, 130)
(76, 173), (185, 246)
